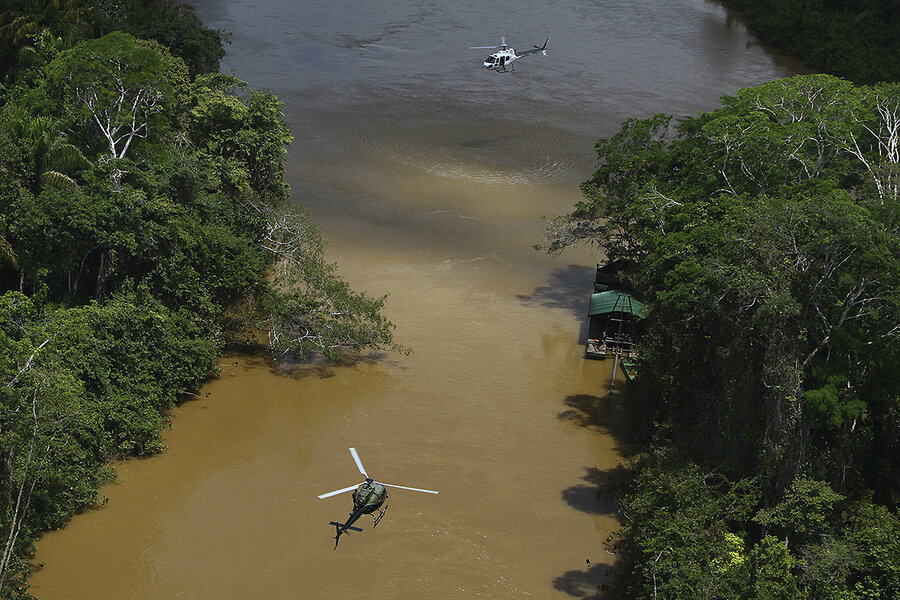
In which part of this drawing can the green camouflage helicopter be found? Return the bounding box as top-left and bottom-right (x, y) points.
(317, 448), (438, 548)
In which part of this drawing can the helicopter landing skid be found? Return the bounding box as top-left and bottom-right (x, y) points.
(372, 505), (388, 527)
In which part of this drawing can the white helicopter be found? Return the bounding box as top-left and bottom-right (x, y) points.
(470, 36), (549, 72)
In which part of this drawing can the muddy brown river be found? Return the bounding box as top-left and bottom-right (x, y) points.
(29, 1), (802, 598)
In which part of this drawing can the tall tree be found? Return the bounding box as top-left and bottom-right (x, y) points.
(544, 74), (900, 494)
(43, 31), (188, 163)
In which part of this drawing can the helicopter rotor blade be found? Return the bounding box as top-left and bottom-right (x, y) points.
(381, 482), (439, 494)
(472, 36), (508, 50)
(317, 483), (363, 499)
(349, 447), (368, 478)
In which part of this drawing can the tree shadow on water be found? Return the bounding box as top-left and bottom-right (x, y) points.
(517, 263), (596, 317)
(562, 466), (620, 516)
(558, 393), (632, 450)
(553, 558), (617, 599)
(554, 390), (635, 597)
(217, 344), (395, 380)
(558, 391), (635, 513)
(272, 351), (392, 379)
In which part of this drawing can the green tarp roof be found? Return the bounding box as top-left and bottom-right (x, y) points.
(588, 290), (648, 318)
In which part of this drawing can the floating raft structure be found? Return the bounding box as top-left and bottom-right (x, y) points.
(585, 263), (648, 361)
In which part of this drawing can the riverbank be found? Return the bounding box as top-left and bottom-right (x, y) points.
(722, 0), (900, 83)
(21, 0), (808, 597)
(0, 4), (401, 595)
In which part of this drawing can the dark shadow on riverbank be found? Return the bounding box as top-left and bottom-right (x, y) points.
(273, 351), (393, 379)
(562, 466), (620, 516)
(554, 385), (634, 596)
(553, 558), (616, 599)
(517, 263), (595, 326)
(557, 389), (639, 509)
(218, 343), (396, 379)
(558, 393), (633, 454)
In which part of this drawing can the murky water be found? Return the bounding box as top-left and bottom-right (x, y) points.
(29, 1), (802, 598)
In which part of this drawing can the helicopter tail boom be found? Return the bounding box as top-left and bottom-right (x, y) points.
(330, 521), (363, 533)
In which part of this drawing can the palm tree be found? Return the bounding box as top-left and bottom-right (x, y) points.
(15, 115), (91, 191)
(0, 0), (95, 83)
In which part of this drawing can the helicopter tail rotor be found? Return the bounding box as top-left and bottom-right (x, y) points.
(332, 523), (342, 550)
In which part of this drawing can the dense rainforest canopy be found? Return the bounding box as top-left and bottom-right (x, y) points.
(555, 4), (900, 595)
(0, 1), (400, 596)
(722, 0), (900, 85)
(3, 1), (899, 598)
(546, 73), (900, 598)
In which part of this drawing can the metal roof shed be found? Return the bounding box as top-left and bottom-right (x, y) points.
(588, 290), (648, 318)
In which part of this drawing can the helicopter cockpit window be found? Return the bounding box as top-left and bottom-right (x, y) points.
(485, 56), (495, 63)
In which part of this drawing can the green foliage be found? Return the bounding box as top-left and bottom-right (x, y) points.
(0, 108), (91, 193)
(550, 74), (900, 487)
(258, 205), (403, 360)
(0, 287), (218, 593)
(748, 535), (799, 600)
(186, 74), (293, 207)
(608, 458), (900, 600)
(724, 0), (900, 84)
(754, 478), (844, 542)
(839, 498), (900, 598)
(803, 374), (867, 429)
(6, 184), (113, 299)
(606, 453), (760, 599)
(43, 31), (188, 160)
(45, 286), (219, 455)
(549, 74), (900, 599)
(0, 0), (226, 89)
(0, 3), (402, 596)
(119, 0), (227, 77)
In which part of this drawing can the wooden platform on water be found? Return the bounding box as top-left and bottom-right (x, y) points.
(584, 336), (638, 360)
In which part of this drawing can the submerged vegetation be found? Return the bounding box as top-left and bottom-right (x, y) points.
(546, 73), (900, 598)
(0, 1), (400, 595)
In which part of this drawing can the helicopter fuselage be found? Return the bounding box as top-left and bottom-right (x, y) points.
(483, 49), (517, 71)
(318, 448), (437, 548)
(475, 37), (548, 72)
(330, 479), (388, 546)
(352, 479), (388, 514)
